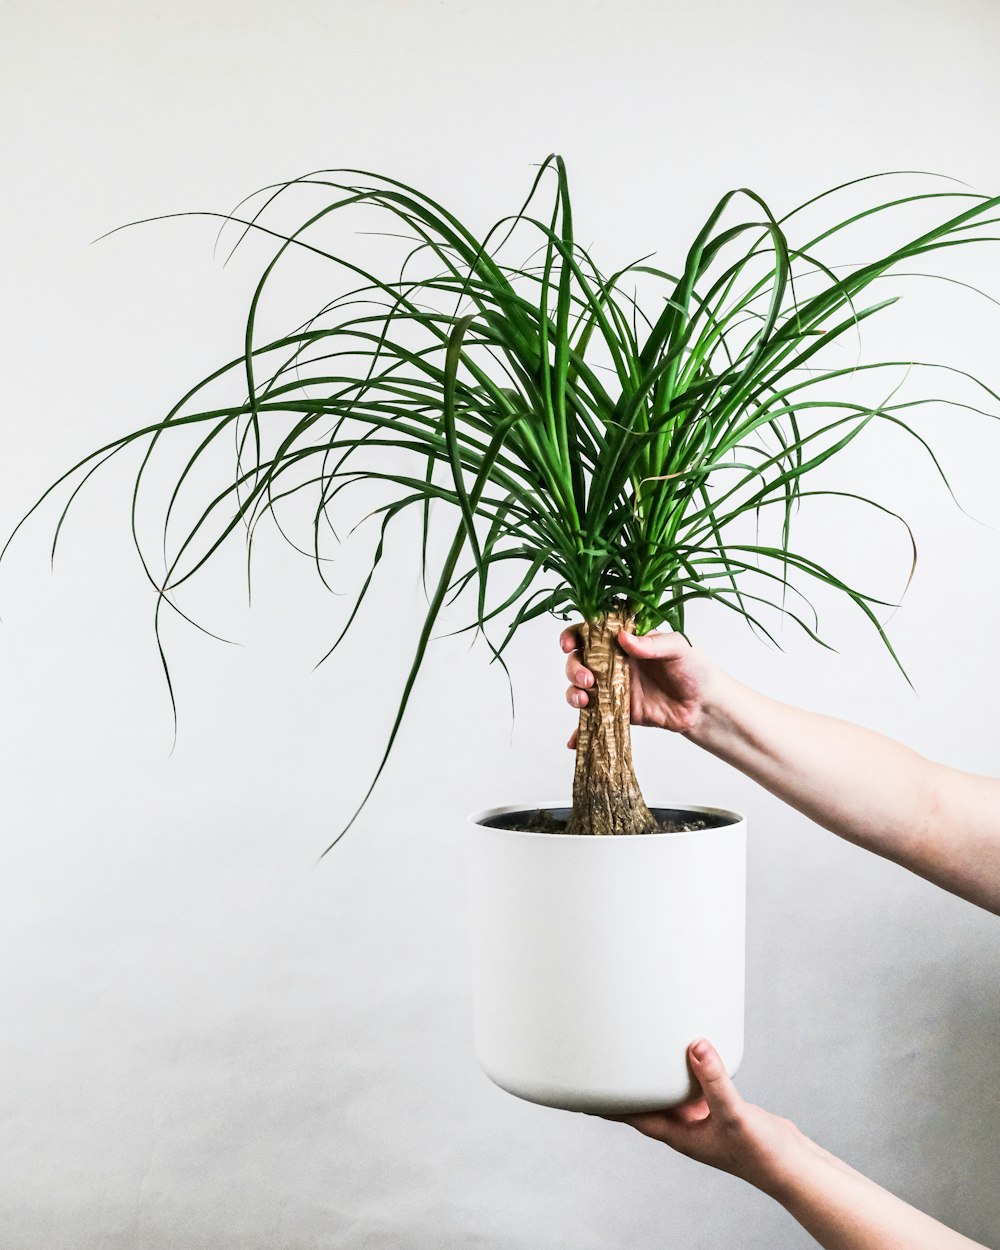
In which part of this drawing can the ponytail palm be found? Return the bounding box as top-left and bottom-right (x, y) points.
(11, 156), (999, 842)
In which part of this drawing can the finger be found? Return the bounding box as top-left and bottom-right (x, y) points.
(671, 1097), (711, 1125)
(559, 625), (582, 653)
(566, 686), (589, 709)
(606, 1094), (707, 1131)
(567, 729), (578, 750)
(618, 630), (690, 659)
(605, 1109), (669, 1134)
(564, 653), (593, 688)
(688, 1039), (741, 1119)
(612, 1109), (692, 1151)
(606, 1095), (707, 1130)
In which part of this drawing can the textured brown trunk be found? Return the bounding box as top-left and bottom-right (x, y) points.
(564, 607), (657, 836)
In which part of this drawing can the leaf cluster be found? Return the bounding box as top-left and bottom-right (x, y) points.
(8, 156), (999, 843)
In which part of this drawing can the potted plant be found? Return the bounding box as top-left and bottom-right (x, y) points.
(8, 156), (998, 1113)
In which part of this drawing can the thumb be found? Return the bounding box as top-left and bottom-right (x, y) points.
(688, 1039), (741, 1117)
(617, 629), (690, 659)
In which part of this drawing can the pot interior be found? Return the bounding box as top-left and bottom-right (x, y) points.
(480, 806), (738, 832)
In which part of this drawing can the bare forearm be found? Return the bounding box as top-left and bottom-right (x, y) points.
(688, 674), (936, 851)
(688, 674), (1000, 913)
(768, 1137), (988, 1250)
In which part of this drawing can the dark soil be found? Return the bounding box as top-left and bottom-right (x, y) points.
(485, 806), (726, 835)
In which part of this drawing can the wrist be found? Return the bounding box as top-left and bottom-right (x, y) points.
(743, 1120), (824, 1204)
(684, 668), (747, 752)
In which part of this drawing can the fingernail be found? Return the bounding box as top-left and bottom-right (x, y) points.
(691, 1040), (709, 1062)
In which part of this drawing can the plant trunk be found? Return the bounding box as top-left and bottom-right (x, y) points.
(564, 607), (657, 836)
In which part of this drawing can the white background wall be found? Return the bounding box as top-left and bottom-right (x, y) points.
(2, 1), (1000, 1246)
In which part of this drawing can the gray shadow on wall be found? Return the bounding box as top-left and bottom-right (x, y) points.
(880, 956), (1000, 1248)
(743, 842), (1000, 1249)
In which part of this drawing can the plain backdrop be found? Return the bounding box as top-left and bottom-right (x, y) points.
(2, 2), (1000, 1247)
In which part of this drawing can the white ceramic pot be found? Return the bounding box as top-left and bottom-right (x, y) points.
(466, 802), (746, 1114)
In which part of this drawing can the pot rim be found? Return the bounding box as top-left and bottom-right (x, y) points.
(469, 800), (745, 838)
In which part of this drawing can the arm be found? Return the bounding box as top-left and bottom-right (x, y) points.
(691, 668), (1000, 914)
(616, 1039), (989, 1250)
(562, 628), (1000, 914)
